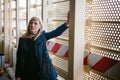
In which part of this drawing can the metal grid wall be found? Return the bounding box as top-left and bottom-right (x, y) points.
(47, 0), (69, 40)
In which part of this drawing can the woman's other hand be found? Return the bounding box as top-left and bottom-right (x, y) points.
(16, 78), (21, 80)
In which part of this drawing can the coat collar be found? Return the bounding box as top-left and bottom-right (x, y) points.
(35, 31), (46, 44)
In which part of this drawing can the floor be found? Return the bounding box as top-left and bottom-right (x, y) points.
(0, 67), (65, 80)
(0, 69), (11, 80)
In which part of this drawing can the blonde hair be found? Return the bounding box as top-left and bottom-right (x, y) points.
(22, 17), (43, 40)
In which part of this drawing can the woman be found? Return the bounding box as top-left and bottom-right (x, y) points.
(15, 14), (69, 80)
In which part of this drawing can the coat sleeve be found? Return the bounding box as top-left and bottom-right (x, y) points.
(45, 23), (68, 40)
(15, 38), (22, 78)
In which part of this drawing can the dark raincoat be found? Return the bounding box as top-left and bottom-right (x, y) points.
(15, 23), (68, 80)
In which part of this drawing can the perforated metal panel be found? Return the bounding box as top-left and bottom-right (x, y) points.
(90, 23), (120, 51)
(82, 72), (89, 80)
(92, 0), (120, 21)
(89, 71), (110, 80)
(91, 47), (120, 61)
(84, 0), (120, 80)
(85, 2), (92, 19)
(82, 69), (113, 80)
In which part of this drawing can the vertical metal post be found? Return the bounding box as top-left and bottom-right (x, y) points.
(68, 0), (85, 80)
(4, 0), (9, 62)
(26, 0), (30, 24)
(42, 0), (48, 31)
(16, 0), (20, 47)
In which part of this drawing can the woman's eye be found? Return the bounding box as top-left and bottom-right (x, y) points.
(30, 22), (33, 24)
(35, 23), (38, 25)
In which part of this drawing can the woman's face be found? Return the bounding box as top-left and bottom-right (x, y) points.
(29, 20), (41, 34)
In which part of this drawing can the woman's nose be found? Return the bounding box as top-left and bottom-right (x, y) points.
(31, 23), (35, 26)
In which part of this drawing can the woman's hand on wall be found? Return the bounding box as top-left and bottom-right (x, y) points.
(66, 11), (70, 27)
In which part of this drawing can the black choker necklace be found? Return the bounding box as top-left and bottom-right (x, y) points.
(30, 33), (36, 38)
(31, 33), (36, 34)
(32, 34), (36, 37)
(31, 33), (37, 35)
